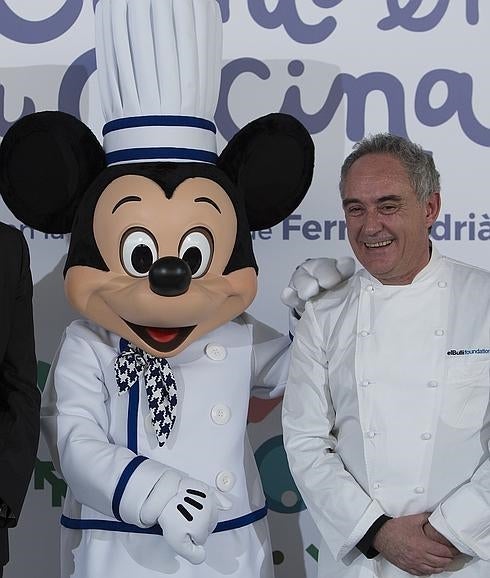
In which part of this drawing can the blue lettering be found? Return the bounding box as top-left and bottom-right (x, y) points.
(379, 0), (450, 31)
(468, 212), (475, 240)
(324, 220), (338, 241)
(339, 220), (347, 240)
(466, 0), (480, 24)
(216, 0), (230, 22)
(303, 219), (322, 240)
(281, 70), (408, 140)
(283, 215), (302, 240)
(248, 0), (342, 44)
(455, 220), (468, 241)
(378, 0), (479, 31)
(251, 229), (272, 240)
(430, 213), (490, 241)
(0, 0), (83, 44)
(250, 213), (490, 243)
(278, 214), (349, 241)
(216, 58), (490, 149)
(20, 224), (35, 240)
(216, 58), (271, 140)
(431, 213), (451, 241)
(479, 213), (490, 240)
(58, 50), (96, 120)
(415, 69), (490, 146)
(94, 0), (230, 21)
(257, 228), (272, 240)
(0, 85), (35, 138)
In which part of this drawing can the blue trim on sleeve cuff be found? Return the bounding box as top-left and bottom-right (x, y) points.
(112, 455), (148, 521)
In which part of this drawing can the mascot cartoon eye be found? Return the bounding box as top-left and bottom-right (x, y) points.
(120, 228), (159, 277)
(178, 228), (214, 278)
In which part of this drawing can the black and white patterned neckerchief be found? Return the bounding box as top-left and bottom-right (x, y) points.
(115, 339), (177, 447)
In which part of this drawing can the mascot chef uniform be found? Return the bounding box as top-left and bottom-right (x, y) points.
(0, 1), (319, 577)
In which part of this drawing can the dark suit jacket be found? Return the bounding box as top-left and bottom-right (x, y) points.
(0, 224), (39, 568)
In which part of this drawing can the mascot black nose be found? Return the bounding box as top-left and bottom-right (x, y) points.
(149, 257), (192, 297)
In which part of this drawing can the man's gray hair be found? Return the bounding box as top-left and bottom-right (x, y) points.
(339, 133), (440, 202)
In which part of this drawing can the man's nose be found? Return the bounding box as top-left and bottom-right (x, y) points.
(362, 209), (383, 234)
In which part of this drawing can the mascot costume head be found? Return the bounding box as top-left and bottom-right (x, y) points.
(0, 1), (313, 359)
(0, 1), (313, 576)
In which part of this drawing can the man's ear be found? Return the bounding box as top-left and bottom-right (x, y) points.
(0, 111), (106, 233)
(217, 113), (314, 231)
(425, 191), (441, 228)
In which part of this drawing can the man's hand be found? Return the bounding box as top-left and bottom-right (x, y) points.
(423, 521), (460, 552)
(373, 513), (458, 576)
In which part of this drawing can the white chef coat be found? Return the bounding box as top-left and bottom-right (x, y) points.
(42, 313), (290, 578)
(283, 247), (490, 578)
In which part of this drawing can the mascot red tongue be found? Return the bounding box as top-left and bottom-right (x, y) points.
(147, 328), (181, 343)
(0, 1), (314, 576)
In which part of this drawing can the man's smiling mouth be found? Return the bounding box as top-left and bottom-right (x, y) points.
(364, 240), (393, 248)
(123, 320), (196, 352)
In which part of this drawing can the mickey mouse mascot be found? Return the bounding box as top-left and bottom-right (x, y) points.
(0, 1), (353, 576)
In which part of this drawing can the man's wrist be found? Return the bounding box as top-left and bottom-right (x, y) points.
(356, 514), (392, 559)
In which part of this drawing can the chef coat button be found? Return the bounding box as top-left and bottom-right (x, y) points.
(414, 486), (425, 494)
(373, 482), (381, 490)
(360, 380), (370, 387)
(205, 343), (227, 361)
(215, 471), (235, 492)
(366, 285), (375, 293)
(427, 380), (439, 388)
(438, 280), (447, 288)
(365, 431), (376, 439)
(434, 329), (445, 337)
(210, 404), (231, 425)
(360, 330), (370, 337)
(421, 432), (432, 440)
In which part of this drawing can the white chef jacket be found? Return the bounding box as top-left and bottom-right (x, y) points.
(283, 247), (490, 578)
(42, 313), (290, 578)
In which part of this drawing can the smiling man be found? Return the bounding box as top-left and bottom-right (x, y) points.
(341, 148), (440, 286)
(282, 133), (490, 578)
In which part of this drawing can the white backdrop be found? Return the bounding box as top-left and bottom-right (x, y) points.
(0, 1), (488, 576)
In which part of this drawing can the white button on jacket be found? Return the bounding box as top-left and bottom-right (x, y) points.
(210, 404), (231, 425)
(205, 343), (227, 361)
(215, 471), (236, 492)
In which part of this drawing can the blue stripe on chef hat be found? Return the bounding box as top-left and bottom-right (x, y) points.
(95, 0), (222, 166)
(102, 115), (218, 165)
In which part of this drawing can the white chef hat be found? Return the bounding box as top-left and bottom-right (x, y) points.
(95, 0), (222, 166)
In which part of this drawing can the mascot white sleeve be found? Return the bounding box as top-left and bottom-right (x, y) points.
(0, 1), (316, 576)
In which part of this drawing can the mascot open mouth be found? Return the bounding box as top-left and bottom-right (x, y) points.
(124, 320), (196, 353)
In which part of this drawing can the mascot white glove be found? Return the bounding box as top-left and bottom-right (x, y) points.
(158, 478), (231, 564)
(282, 256), (356, 320)
(140, 471), (231, 565)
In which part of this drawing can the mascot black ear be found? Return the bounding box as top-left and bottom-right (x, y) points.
(217, 112), (314, 231)
(0, 111), (106, 233)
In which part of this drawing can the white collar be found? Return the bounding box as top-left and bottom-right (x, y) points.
(359, 243), (443, 288)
